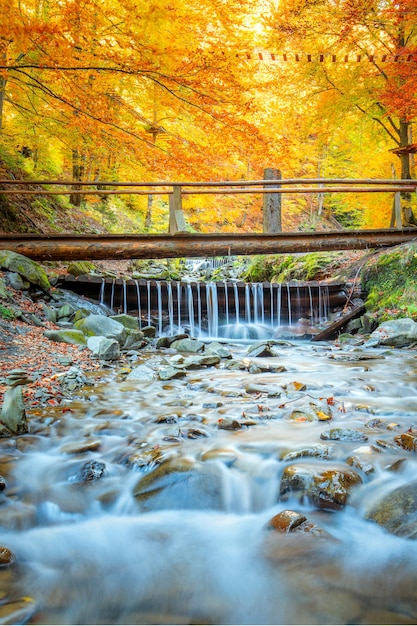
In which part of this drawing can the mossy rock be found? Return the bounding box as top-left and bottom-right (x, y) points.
(67, 261), (97, 277)
(243, 252), (344, 283)
(0, 250), (50, 291)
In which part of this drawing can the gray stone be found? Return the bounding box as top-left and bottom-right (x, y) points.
(0, 250), (50, 291)
(44, 329), (87, 346)
(247, 341), (278, 357)
(126, 365), (155, 381)
(320, 428), (368, 442)
(123, 331), (146, 350)
(111, 314), (139, 331)
(205, 342), (232, 358)
(74, 314), (126, 344)
(170, 337), (205, 353)
(0, 387), (29, 436)
(87, 336), (120, 360)
(158, 366), (187, 381)
(366, 318), (417, 348)
(6, 272), (30, 291)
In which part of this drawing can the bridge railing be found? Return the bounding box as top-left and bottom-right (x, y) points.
(0, 178), (416, 232)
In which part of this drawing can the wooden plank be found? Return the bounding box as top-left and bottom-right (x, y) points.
(311, 305), (366, 341)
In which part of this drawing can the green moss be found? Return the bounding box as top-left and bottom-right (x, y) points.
(362, 243), (417, 322)
(0, 304), (15, 320)
(243, 252), (344, 283)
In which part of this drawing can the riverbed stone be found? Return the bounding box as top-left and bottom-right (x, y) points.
(74, 459), (106, 482)
(365, 480), (417, 539)
(0, 387), (29, 436)
(280, 444), (334, 462)
(0, 546), (15, 566)
(44, 328), (87, 346)
(123, 330), (147, 350)
(205, 342), (232, 358)
(158, 366), (187, 380)
(170, 337), (205, 353)
(394, 431), (417, 452)
(366, 318), (417, 348)
(74, 314), (127, 344)
(0, 250), (50, 291)
(320, 428), (368, 442)
(110, 314), (139, 330)
(279, 462), (362, 510)
(133, 457), (223, 511)
(125, 365), (155, 381)
(87, 336), (120, 360)
(246, 341), (278, 357)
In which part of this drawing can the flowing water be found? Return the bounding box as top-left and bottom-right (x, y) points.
(2, 338), (417, 624)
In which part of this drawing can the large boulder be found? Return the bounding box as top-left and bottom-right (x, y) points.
(44, 329), (87, 346)
(0, 250), (50, 291)
(366, 318), (417, 348)
(74, 314), (126, 344)
(87, 336), (120, 360)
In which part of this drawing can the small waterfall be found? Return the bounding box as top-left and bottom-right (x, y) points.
(96, 278), (340, 340)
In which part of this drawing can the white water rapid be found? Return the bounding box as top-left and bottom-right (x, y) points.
(2, 340), (417, 624)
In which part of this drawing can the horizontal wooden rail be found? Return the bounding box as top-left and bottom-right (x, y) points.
(0, 185), (415, 196)
(1, 229), (416, 261)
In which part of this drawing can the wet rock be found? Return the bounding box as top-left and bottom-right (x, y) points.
(365, 318), (417, 348)
(202, 401), (223, 409)
(217, 418), (242, 431)
(223, 359), (248, 371)
(346, 455), (374, 475)
(280, 444), (334, 462)
(246, 341), (278, 357)
(279, 462), (362, 510)
(74, 314), (127, 344)
(0, 249), (50, 291)
(365, 480), (417, 538)
(0, 387), (29, 436)
(245, 383), (282, 396)
(0, 475), (6, 490)
(285, 381), (307, 392)
(87, 336), (120, 360)
(0, 597), (36, 625)
(170, 337), (205, 353)
(266, 509), (307, 532)
(73, 459), (106, 483)
(0, 545), (15, 566)
(205, 342), (232, 358)
(6, 271), (30, 291)
(156, 333), (188, 348)
(320, 428), (368, 442)
(44, 328), (87, 346)
(126, 365), (155, 381)
(182, 355), (220, 369)
(119, 446), (163, 471)
(60, 439), (101, 454)
(133, 457), (223, 511)
(394, 431), (417, 452)
(201, 448), (239, 463)
(158, 366), (187, 381)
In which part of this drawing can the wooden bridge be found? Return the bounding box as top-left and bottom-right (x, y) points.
(1, 177), (416, 259)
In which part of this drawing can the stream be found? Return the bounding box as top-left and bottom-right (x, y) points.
(2, 337), (417, 624)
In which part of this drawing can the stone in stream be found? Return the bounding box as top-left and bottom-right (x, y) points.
(365, 480), (417, 539)
(133, 457), (223, 511)
(74, 460), (106, 483)
(158, 366), (187, 381)
(0, 545), (15, 566)
(125, 365), (155, 381)
(170, 337), (205, 353)
(246, 341), (279, 358)
(87, 336), (120, 360)
(280, 444), (334, 462)
(279, 462), (363, 510)
(394, 430), (417, 452)
(320, 428), (368, 442)
(365, 318), (417, 348)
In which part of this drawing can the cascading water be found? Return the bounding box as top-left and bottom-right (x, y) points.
(109, 279), (335, 340)
(3, 341), (417, 625)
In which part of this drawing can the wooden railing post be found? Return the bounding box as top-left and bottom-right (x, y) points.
(263, 168), (282, 233)
(394, 191), (402, 229)
(168, 185), (186, 234)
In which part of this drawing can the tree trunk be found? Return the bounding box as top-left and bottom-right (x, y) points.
(70, 148), (85, 207)
(397, 118), (417, 226)
(0, 51), (7, 132)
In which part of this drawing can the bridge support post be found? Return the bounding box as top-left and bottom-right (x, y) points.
(169, 185), (186, 234)
(263, 168), (282, 233)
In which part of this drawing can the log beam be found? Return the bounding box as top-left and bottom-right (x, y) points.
(0, 229), (416, 261)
